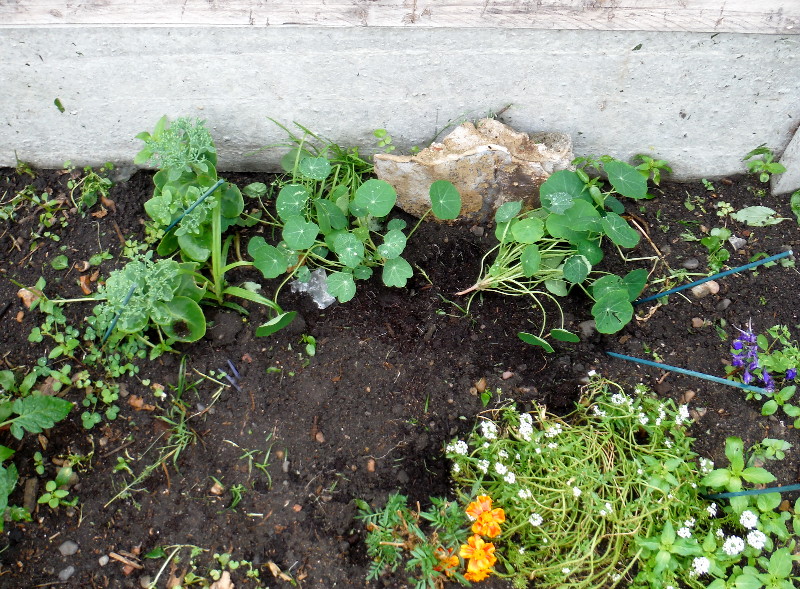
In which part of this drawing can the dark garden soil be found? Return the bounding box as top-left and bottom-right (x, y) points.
(0, 166), (799, 589)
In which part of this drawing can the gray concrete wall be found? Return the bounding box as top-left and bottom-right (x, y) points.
(1, 26), (799, 189)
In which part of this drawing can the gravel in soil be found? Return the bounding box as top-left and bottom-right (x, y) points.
(0, 167), (799, 587)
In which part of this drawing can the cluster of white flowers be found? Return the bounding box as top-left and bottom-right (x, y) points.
(722, 535), (745, 556)
(572, 486), (582, 498)
(480, 420), (498, 440)
(664, 437), (674, 448)
(504, 472), (516, 484)
(452, 463), (461, 474)
(706, 503), (718, 517)
(598, 502), (613, 517)
(698, 457), (714, 474)
(677, 527), (692, 539)
(547, 442), (558, 449)
(611, 392), (634, 408)
(477, 459), (489, 474)
(544, 423), (563, 438)
(518, 413), (534, 442)
(739, 510), (759, 529)
(446, 440), (469, 455)
(654, 404), (667, 426)
(675, 404), (691, 426)
(684, 517), (695, 528)
(746, 529), (767, 550)
(592, 405), (607, 418)
(518, 488), (532, 500)
(498, 449), (509, 459)
(529, 512), (543, 526)
(691, 556), (710, 577)
(638, 412), (649, 426)
(495, 462), (508, 475)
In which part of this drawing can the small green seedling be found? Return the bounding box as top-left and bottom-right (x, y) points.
(743, 144), (786, 183)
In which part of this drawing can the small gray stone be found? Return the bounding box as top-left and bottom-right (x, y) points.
(98, 555), (109, 566)
(139, 575), (152, 589)
(728, 236), (747, 250)
(58, 540), (79, 556)
(681, 258), (700, 270)
(691, 280), (720, 299)
(716, 298), (732, 311)
(58, 566), (75, 581)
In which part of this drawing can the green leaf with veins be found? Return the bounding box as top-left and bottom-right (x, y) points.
(377, 229), (407, 259)
(327, 272), (356, 303)
(382, 257), (413, 287)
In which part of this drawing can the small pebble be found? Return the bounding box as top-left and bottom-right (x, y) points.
(98, 555), (109, 566)
(475, 377), (487, 393)
(366, 458), (376, 472)
(58, 566), (75, 581)
(578, 320), (596, 338)
(139, 576), (152, 589)
(681, 390), (696, 404)
(315, 431), (325, 443)
(681, 258), (700, 270)
(58, 540), (79, 556)
(728, 236), (747, 250)
(691, 280), (719, 299)
(716, 298), (731, 311)
(691, 317), (704, 328)
(501, 371), (514, 380)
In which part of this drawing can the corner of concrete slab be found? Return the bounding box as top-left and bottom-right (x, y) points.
(772, 124), (800, 196)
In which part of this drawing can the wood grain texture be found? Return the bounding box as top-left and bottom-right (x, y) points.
(1, 1), (797, 34)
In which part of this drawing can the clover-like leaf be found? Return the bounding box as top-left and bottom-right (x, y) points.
(382, 256), (413, 288)
(282, 216), (319, 251)
(354, 179), (396, 217)
(248, 236), (290, 279)
(429, 180), (461, 220)
(327, 272), (357, 303)
(276, 184), (310, 221)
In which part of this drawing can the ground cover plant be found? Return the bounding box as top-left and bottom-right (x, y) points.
(0, 130), (799, 588)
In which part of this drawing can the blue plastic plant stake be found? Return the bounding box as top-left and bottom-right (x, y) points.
(704, 483), (800, 500)
(164, 178), (225, 234)
(605, 351), (770, 396)
(101, 284), (137, 345)
(635, 249), (793, 305)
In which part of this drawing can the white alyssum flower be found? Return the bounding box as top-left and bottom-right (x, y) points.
(451, 463), (461, 474)
(446, 440), (469, 455)
(739, 510), (758, 529)
(684, 517), (696, 528)
(498, 449), (509, 459)
(547, 442), (558, 449)
(545, 423), (563, 438)
(477, 459), (489, 474)
(698, 457), (714, 474)
(675, 404), (690, 425)
(592, 405), (607, 418)
(706, 503), (718, 517)
(691, 557), (710, 576)
(572, 486), (582, 498)
(722, 535), (745, 556)
(599, 501), (614, 517)
(562, 567), (570, 574)
(677, 527), (692, 539)
(504, 472), (516, 484)
(746, 530), (767, 550)
(610, 392), (632, 407)
(494, 462), (508, 475)
(535, 447), (542, 454)
(587, 369), (597, 377)
(518, 413), (533, 441)
(664, 437), (674, 448)
(716, 528), (725, 538)
(480, 420), (498, 440)
(638, 413), (649, 426)
(518, 488), (532, 500)
(529, 512), (543, 526)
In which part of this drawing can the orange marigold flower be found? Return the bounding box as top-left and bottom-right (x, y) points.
(433, 547), (459, 577)
(464, 567), (492, 582)
(472, 508), (505, 538)
(459, 534), (497, 572)
(466, 495), (494, 520)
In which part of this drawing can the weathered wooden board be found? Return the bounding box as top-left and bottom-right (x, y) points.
(1, 1), (797, 34)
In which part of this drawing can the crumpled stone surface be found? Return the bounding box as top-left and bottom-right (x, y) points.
(374, 118), (573, 223)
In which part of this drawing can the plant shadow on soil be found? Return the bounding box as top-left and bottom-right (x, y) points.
(0, 167), (799, 588)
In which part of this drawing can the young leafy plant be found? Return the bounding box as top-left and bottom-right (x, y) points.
(458, 156), (651, 342)
(743, 145), (786, 183)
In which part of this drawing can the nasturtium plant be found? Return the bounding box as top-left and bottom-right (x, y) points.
(460, 156), (655, 342)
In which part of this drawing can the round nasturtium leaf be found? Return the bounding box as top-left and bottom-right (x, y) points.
(353, 265), (373, 280)
(592, 294), (634, 334)
(326, 271), (357, 303)
(333, 232), (365, 268)
(511, 217), (545, 244)
(155, 297), (206, 342)
(377, 229), (407, 260)
(298, 156), (332, 181)
(545, 213), (587, 242)
(604, 160), (648, 199)
(563, 200), (601, 232)
(545, 279), (568, 297)
(248, 236), (290, 279)
(539, 170), (586, 201)
(563, 255), (592, 284)
(520, 244), (542, 277)
(576, 239), (604, 265)
(622, 268), (649, 301)
(540, 191), (575, 215)
(282, 216), (319, 251)
(387, 218), (407, 231)
(382, 256), (413, 288)
(276, 184), (310, 221)
(495, 201), (522, 223)
(354, 179), (396, 217)
(495, 219), (518, 243)
(429, 180), (461, 220)
(601, 213), (640, 248)
(178, 232), (212, 262)
(518, 332), (554, 353)
(550, 328), (580, 343)
(219, 183), (244, 219)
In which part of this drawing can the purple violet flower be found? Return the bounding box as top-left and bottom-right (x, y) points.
(762, 369), (775, 392)
(787, 368), (797, 381)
